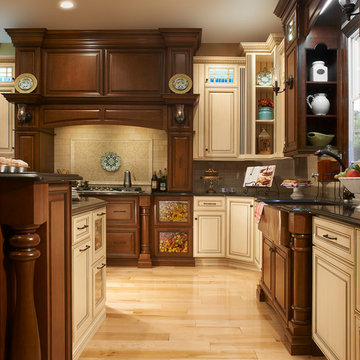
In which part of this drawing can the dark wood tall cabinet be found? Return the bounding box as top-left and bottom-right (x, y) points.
(275, 0), (348, 160)
(3, 28), (201, 193)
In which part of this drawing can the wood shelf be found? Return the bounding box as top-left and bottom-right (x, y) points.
(306, 81), (337, 85)
(306, 114), (337, 118)
(256, 119), (274, 123)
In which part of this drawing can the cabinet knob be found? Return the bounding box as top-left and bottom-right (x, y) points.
(205, 148), (209, 152)
(194, 217), (198, 220)
(250, 205), (254, 208)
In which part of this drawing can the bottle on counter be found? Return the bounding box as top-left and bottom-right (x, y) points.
(151, 171), (158, 192)
(159, 168), (167, 192)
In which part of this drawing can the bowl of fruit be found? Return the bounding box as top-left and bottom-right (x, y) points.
(335, 163), (360, 194)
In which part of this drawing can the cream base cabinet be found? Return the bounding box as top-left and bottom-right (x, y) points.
(226, 197), (255, 263)
(72, 206), (106, 360)
(72, 238), (93, 343)
(312, 217), (356, 360)
(193, 197), (226, 257)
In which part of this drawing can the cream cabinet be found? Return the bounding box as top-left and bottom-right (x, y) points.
(193, 58), (245, 160)
(193, 196), (259, 268)
(0, 60), (15, 158)
(72, 206), (106, 360)
(226, 197), (255, 263)
(312, 216), (356, 360)
(193, 197), (226, 257)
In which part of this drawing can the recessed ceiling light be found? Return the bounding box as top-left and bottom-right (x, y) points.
(59, 1), (75, 10)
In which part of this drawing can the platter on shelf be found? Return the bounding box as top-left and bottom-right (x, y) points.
(168, 74), (192, 94)
(14, 73), (38, 94)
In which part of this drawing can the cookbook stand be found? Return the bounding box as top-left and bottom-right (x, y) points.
(242, 177), (280, 196)
(242, 165), (277, 196)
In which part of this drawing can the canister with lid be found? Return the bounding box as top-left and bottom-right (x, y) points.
(310, 61), (328, 82)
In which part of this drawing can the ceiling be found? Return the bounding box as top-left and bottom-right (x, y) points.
(0, 0), (283, 45)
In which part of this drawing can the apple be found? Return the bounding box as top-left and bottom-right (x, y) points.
(345, 169), (360, 177)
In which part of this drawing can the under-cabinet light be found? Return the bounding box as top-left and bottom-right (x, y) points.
(59, 1), (75, 10)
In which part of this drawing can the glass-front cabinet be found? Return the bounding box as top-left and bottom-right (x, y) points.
(92, 207), (106, 263)
(152, 196), (193, 264)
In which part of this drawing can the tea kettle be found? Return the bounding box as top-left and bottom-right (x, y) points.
(123, 170), (132, 188)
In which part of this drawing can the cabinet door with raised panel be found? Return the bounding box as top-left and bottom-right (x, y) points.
(72, 238), (92, 342)
(193, 211), (225, 257)
(92, 257), (106, 317)
(262, 236), (273, 296)
(204, 87), (239, 158)
(226, 197), (254, 262)
(312, 247), (355, 360)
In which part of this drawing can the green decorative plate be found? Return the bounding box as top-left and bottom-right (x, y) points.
(100, 152), (121, 172)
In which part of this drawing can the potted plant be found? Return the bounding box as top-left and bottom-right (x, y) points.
(258, 98), (274, 120)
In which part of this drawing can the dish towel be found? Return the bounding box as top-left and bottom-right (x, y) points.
(254, 201), (266, 224)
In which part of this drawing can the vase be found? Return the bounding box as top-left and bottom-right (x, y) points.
(258, 107), (273, 120)
(306, 93), (330, 115)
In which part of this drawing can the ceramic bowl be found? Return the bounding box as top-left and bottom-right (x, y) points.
(337, 177), (360, 194)
(307, 132), (335, 146)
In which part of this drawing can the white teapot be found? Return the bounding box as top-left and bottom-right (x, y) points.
(306, 93), (330, 115)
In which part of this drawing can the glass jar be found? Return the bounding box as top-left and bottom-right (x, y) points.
(317, 145), (341, 181)
(257, 128), (272, 155)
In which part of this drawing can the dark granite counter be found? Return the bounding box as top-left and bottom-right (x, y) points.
(263, 202), (360, 227)
(0, 172), (82, 183)
(72, 197), (107, 215)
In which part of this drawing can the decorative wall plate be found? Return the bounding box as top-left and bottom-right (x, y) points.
(256, 69), (272, 86)
(169, 74), (192, 94)
(100, 152), (121, 172)
(14, 73), (38, 93)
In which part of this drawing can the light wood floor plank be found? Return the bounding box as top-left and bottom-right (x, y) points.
(79, 266), (324, 360)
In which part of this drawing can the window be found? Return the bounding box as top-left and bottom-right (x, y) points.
(0, 66), (13, 83)
(208, 68), (234, 84)
(348, 29), (360, 162)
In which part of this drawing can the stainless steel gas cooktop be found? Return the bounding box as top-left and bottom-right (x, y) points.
(77, 185), (143, 195)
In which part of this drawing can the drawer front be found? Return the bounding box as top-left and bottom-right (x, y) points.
(194, 196), (226, 211)
(72, 212), (92, 245)
(313, 217), (355, 264)
(106, 201), (137, 225)
(107, 228), (140, 258)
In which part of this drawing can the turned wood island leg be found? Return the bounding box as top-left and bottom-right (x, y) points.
(138, 196), (152, 268)
(8, 225), (41, 360)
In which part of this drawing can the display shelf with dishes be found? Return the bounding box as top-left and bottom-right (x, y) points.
(305, 44), (338, 149)
(253, 52), (277, 156)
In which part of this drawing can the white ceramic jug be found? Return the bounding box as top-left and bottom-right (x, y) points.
(306, 93), (330, 115)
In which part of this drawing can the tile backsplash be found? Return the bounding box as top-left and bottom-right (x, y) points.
(54, 125), (167, 184)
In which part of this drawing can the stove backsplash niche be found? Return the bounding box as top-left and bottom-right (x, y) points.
(54, 125), (167, 185)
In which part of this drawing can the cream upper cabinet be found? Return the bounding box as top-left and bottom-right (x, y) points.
(193, 58), (244, 160)
(193, 34), (285, 161)
(226, 197), (255, 263)
(0, 60), (15, 158)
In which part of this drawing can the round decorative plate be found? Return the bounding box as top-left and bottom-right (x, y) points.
(169, 74), (192, 94)
(14, 73), (38, 94)
(256, 69), (272, 86)
(100, 152), (121, 172)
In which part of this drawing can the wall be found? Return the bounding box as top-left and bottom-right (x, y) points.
(54, 125), (167, 185)
(0, 44), (15, 57)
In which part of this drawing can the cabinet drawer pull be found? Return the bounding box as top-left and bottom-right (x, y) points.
(97, 263), (106, 270)
(77, 224), (89, 230)
(97, 212), (106, 216)
(113, 210), (127, 213)
(269, 247), (276, 253)
(202, 202), (218, 206)
(79, 245), (90, 252)
(323, 234), (337, 240)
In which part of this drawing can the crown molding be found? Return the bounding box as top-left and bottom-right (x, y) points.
(240, 33), (284, 54)
(193, 56), (245, 65)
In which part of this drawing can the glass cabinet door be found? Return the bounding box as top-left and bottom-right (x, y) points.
(156, 199), (192, 225)
(93, 207), (106, 262)
(92, 258), (106, 316)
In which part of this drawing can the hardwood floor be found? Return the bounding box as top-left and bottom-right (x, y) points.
(80, 266), (323, 360)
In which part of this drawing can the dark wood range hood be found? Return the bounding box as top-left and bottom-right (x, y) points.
(3, 28), (201, 192)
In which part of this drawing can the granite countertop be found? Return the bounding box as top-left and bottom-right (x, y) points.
(0, 172), (82, 183)
(72, 197), (107, 215)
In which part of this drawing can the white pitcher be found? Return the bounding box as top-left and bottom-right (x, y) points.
(306, 93), (330, 115)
